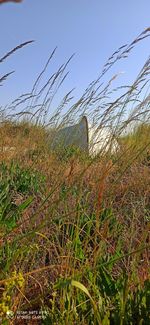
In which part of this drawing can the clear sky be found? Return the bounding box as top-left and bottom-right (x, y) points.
(0, 0), (150, 111)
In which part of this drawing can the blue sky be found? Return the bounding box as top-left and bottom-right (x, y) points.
(0, 0), (150, 111)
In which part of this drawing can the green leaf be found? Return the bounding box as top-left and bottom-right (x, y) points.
(71, 280), (102, 323)
(71, 280), (92, 301)
(18, 196), (33, 212)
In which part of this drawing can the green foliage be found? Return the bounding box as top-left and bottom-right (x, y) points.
(0, 162), (44, 231)
(42, 206), (149, 324)
(43, 271), (150, 324)
(55, 145), (89, 162)
(49, 200), (149, 321)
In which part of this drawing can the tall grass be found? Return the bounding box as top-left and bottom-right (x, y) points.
(0, 30), (150, 324)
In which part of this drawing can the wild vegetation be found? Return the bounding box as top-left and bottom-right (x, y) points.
(0, 29), (150, 324)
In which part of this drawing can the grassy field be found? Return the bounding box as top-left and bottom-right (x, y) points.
(0, 30), (150, 324)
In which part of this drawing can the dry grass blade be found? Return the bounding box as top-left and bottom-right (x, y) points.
(0, 40), (34, 64)
(0, 71), (14, 85)
(30, 47), (57, 102)
(101, 27), (150, 77)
